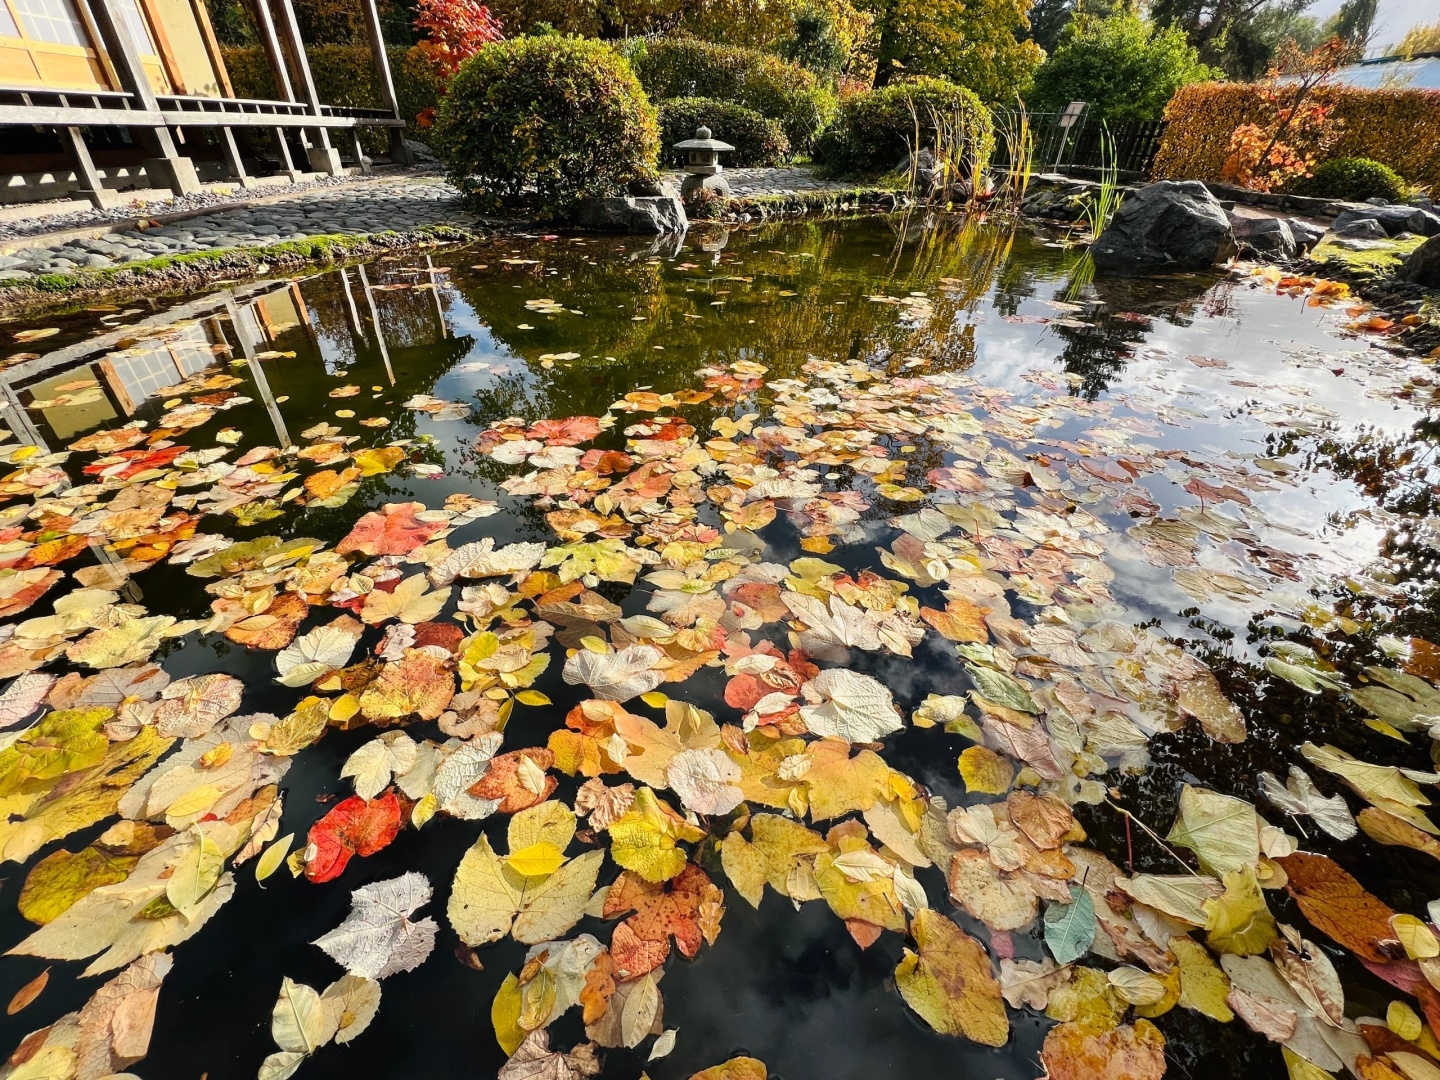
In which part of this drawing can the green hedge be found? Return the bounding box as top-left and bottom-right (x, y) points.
(659, 98), (790, 167)
(222, 43), (441, 147)
(813, 77), (993, 177)
(432, 37), (659, 219)
(630, 37), (834, 151)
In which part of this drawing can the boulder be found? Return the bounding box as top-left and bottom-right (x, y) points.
(1399, 234), (1440, 287)
(1286, 217), (1327, 251)
(1332, 204), (1438, 237)
(1329, 218), (1387, 241)
(1092, 180), (1235, 273)
(403, 138), (439, 164)
(572, 194), (688, 234)
(1021, 186), (1089, 222)
(1231, 215), (1296, 258)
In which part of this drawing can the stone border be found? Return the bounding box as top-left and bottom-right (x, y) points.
(0, 225), (478, 319)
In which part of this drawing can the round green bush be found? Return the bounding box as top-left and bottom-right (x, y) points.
(431, 37), (659, 219)
(659, 98), (790, 167)
(631, 37), (835, 151)
(813, 77), (994, 178)
(1290, 157), (1408, 203)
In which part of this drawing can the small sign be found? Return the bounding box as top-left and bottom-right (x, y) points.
(1059, 101), (1086, 129)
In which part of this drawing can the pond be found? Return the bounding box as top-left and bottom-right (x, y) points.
(0, 213), (1436, 1080)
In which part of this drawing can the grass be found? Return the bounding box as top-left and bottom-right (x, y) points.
(1308, 234), (1426, 279)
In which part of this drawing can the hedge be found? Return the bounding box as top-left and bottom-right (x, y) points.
(1153, 82), (1440, 195)
(431, 37), (659, 219)
(222, 44), (442, 147)
(630, 37), (835, 151)
(659, 98), (790, 167)
(813, 77), (993, 178)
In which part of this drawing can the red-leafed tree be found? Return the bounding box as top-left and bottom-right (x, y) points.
(413, 0), (504, 124)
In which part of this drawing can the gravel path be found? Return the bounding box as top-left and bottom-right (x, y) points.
(0, 176), (468, 282)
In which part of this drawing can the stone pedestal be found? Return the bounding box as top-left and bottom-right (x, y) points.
(142, 155), (202, 196)
(682, 173), (732, 200)
(307, 145), (345, 176)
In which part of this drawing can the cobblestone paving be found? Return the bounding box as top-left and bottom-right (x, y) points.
(0, 177), (466, 282)
(0, 167), (856, 282)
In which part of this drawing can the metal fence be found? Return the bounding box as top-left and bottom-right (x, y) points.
(992, 105), (1167, 180)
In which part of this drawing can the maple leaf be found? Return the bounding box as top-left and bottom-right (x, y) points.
(313, 871), (437, 980)
(361, 574), (451, 625)
(305, 793), (403, 883)
(606, 788), (704, 883)
(358, 651), (455, 722)
(224, 592), (309, 651)
(603, 864), (724, 979)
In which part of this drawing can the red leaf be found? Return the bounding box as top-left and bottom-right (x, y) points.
(305, 792), (402, 882)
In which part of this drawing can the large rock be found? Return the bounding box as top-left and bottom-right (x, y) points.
(1231, 215), (1296, 259)
(1286, 218), (1326, 251)
(1399, 234), (1440, 287)
(572, 194), (687, 234)
(1332, 204), (1440, 237)
(1092, 180), (1235, 274)
(1329, 218), (1387, 241)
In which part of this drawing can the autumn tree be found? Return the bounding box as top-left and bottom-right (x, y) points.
(864, 0), (1044, 102)
(1221, 34), (1347, 192)
(1396, 20), (1440, 56)
(413, 0), (504, 82)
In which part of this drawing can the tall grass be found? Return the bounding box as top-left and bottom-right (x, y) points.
(901, 99), (993, 206)
(993, 104), (1035, 208)
(1081, 123), (1123, 237)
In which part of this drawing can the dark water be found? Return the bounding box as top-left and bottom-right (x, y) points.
(0, 213), (1436, 1080)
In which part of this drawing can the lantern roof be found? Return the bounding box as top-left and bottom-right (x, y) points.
(673, 126), (735, 151)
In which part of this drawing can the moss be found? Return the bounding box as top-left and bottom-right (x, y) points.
(1308, 235), (1426, 280)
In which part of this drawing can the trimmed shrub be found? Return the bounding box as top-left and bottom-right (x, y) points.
(813, 77), (993, 178)
(630, 37), (835, 150)
(659, 98), (790, 167)
(1153, 82), (1440, 195)
(222, 44), (442, 143)
(1289, 157), (1407, 202)
(431, 37), (659, 219)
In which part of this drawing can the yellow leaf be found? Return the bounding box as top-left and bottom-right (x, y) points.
(1171, 935), (1233, 1022)
(256, 834), (293, 884)
(492, 973), (524, 1054)
(1394, 914), (1440, 960)
(607, 788), (702, 883)
(506, 842), (566, 878)
(580, 636), (610, 654)
(1390, 1000), (1424, 1041)
(1203, 866), (1277, 955)
(640, 691), (668, 709)
(895, 908), (1009, 1045)
(958, 746), (1013, 795)
(515, 690), (551, 706)
(412, 794), (438, 829)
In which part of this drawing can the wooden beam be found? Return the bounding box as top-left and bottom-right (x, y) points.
(57, 125), (120, 207)
(189, 0), (235, 97)
(358, 0), (410, 164)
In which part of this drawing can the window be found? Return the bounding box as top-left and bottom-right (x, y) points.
(112, 0), (156, 53)
(10, 0), (87, 46)
(0, 3), (20, 37)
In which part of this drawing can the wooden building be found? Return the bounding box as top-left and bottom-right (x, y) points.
(0, 0), (410, 207)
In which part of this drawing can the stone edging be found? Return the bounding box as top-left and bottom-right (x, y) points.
(0, 225), (479, 319)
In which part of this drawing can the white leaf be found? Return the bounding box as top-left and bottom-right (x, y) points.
(312, 871), (438, 980)
(648, 1028), (678, 1061)
(665, 748), (743, 815)
(562, 644), (665, 702)
(276, 616), (363, 687)
(799, 668), (903, 742)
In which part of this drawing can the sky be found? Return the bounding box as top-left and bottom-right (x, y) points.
(1304, 0), (1439, 53)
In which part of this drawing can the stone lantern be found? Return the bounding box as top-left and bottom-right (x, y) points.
(674, 126), (735, 199)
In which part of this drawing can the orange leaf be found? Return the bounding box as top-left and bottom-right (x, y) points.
(468, 748), (556, 813)
(1041, 1020), (1167, 1080)
(1276, 851), (1404, 962)
(602, 864), (724, 978)
(305, 792), (402, 882)
(6, 968), (47, 1015)
(337, 501), (448, 557)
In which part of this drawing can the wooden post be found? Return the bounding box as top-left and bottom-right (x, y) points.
(351, 129), (371, 174)
(244, 0), (308, 176)
(269, 0), (341, 174)
(218, 127), (252, 187)
(78, 0), (202, 193)
(359, 0), (411, 165)
(58, 126), (120, 208)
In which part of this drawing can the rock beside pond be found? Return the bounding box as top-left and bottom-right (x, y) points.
(572, 194), (688, 234)
(1330, 218), (1388, 241)
(1333, 204), (1440, 238)
(1232, 215), (1296, 259)
(1021, 185), (1088, 222)
(1092, 180), (1235, 274)
(1287, 218), (1327, 251)
(1399, 234), (1440, 287)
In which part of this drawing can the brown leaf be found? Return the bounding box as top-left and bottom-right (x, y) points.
(6, 968), (47, 1015)
(1040, 1019), (1167, 1080)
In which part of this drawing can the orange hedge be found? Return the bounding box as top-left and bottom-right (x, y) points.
(1152, 82), (1440, 194)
